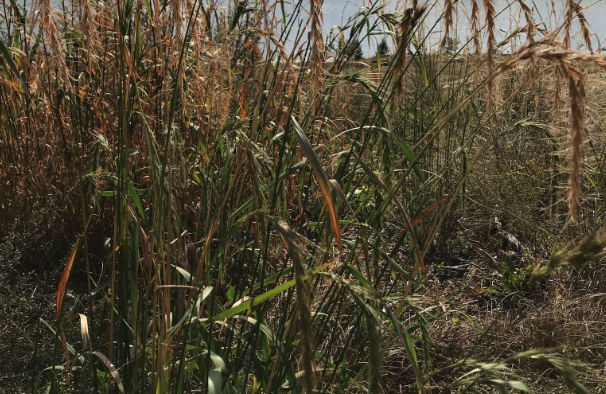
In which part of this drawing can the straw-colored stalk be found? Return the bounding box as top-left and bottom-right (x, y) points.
(172, 0), (183, 49)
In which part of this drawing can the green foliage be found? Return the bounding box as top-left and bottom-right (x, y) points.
(500, 262), (532, 293)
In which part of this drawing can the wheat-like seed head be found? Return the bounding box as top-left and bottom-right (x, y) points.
(310, 0), (324, 102)
(564, 0), (574, 49)
(468, 0), (481, 85)
(497, 23), (542, 49)
(40, 0), (72, 90)
(80, 0), (100, 72)
(440, 0), (456, 50)
(395, 4), (426, 98)
(470, 0), (481, 55)
(483, 0), (495, 106)
(517, 0), (534, 42)
(574, 2), (593, 54)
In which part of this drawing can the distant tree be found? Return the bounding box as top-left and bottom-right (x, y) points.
(377, 38), (390, 58)
(340, 31), (365, 60)
(354, 44), (364, 60)
(443, 36), (460, 55)
(344, 37), (364, 60)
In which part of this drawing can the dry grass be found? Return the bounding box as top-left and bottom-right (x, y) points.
(1, 0), (606, 393)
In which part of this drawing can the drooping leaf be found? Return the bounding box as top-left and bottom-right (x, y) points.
(91, 351), (126, 393)
(291, 116), (342, 251)
(57, 239), (81, 316)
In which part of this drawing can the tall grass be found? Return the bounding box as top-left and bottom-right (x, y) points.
(1, 0), (606, 392)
